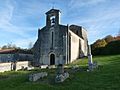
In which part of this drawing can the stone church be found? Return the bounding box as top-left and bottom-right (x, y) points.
(33, 9), (88, 66)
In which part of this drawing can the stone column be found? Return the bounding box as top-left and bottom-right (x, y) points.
(88, 45), (93, 64)
(88, 45), (93, 71)
(67, 24), (69, 64)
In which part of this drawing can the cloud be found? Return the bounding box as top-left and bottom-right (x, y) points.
(13, 37), (37, 48)
(64, 1), (120, 44)
(69, 0), (107, 9)
(0, 0), (14, 26)
(0, 0), (120, 47)
(0, 0), (39, 48)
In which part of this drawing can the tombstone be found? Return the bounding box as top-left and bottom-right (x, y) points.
(29, 72), (48, 82)
(55, 64), (69, 83)
(57, 64), (64, 74)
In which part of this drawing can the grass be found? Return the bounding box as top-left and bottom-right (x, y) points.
(0, 55), (120, 90)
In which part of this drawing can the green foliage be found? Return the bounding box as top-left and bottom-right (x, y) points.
(104, 35), (114, 43)
(0, 55), (120, 90)
(1, 43), (20, 50)
(92, 39), (107, 50)
(91, 34), (120, 55)
(104, 40), (120, 55)
(92, 40), (120, 55)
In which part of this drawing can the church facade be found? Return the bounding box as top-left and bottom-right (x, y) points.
(33, 9), (88, 65)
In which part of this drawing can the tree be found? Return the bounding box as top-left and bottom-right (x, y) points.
(28, 42), (33, 49)
(1, 45), (7, 49)
(92, 39), (107, 50)
(105, 40), (120, 55)
(114, 36), (120, 41)
(1, 43), (20, 50)
(7, 43), (12, 49)
(104, 35), (114, 43)
(91, 34), (120, 55)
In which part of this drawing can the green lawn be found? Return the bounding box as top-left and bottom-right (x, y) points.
(0, 55), (120, 90)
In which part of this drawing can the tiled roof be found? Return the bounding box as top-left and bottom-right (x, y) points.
(0, 49), (33, 54)
(0, 49), (16, 54)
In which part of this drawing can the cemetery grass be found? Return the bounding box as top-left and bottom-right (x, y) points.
(0, 55), (120, 90)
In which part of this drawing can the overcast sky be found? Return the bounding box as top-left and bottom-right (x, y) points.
(0, 0), (120, 48)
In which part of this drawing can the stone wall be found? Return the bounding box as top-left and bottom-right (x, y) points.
(0, 62), (11, 72)
(0, 61), (30, 72)
(33, 9), (88, 66)
(69, 25), (88, 56)
(69, 30), (80, 62)
(33, 24), (88, 65)
(0, 54), (14, 62)
(34, 25), (68, 65)
(18, 54), (33, 61)
(16, 61), (29, 70)
(0, 54), (33, 63)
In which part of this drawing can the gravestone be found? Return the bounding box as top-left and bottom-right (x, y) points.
(55, 64), (69, 83)
(57, 64), (64, 74)
(29, 72), (48, 81)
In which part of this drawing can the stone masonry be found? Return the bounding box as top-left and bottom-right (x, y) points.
(33, 9), (88, 66)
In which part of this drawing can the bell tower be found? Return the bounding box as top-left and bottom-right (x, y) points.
(46, 9), (60, 27)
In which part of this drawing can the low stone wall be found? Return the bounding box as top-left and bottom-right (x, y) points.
(0, 61), (30, 72)
(0, 62), (11, 72)
(16, 61), (29, 71)
(40, 65), (48, 69)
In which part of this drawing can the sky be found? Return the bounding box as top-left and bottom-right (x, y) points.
(0, 0), (120, 48)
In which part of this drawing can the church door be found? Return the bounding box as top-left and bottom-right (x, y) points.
(50, 54), (55, 65)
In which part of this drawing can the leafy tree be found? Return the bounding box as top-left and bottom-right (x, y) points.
(91, 33), (120, 55)
(104, 35), (114, 43)
(1, 43), (20, 50)
(114, 36), (120, 41)
(104, 40), (120, 55)
(92, 39), (107, 50)
(1, 45), (8, 49)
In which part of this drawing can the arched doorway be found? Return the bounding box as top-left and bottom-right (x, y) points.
(50, 54), (55, 65)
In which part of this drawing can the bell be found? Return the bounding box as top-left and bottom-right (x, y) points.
(52, 18), (55, 23)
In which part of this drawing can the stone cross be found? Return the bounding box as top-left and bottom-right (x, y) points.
(57, 64), (64, 74)
(88, 45), (93, 63)
(88, 45), (93, 71)
(55, 64), (69, 83)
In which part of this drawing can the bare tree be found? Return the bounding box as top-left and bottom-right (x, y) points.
(28, 42), (33, 49)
